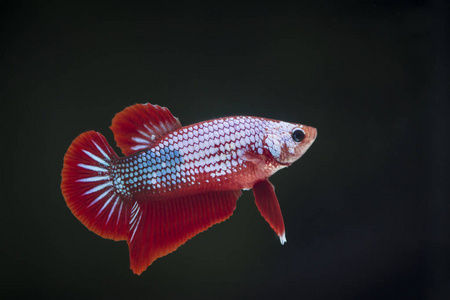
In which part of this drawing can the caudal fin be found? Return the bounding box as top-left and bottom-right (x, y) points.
(61, 131), (129, 241)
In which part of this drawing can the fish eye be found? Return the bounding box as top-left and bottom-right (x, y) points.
(292, 129), (305, 143)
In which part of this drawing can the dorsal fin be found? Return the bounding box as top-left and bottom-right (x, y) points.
(110, 103), (182, 155)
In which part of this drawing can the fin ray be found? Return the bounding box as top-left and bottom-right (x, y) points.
(110, 103), (182, 155)
(61, 131), (130, 241)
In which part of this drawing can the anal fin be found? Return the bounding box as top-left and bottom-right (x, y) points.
(127, 190), (242, 275)
(253, 179), (286, 244)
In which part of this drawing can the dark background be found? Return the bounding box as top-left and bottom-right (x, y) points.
(2, 1), (449, 299)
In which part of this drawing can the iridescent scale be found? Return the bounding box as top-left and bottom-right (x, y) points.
(111, 117), (281, 197)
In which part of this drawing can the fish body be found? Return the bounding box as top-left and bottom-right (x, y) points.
(61, 103), (317, 274)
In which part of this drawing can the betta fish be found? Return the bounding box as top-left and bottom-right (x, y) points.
(61, 103), (317, 274)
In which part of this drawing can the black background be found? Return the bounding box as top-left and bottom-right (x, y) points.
(2, 1), (449, 299)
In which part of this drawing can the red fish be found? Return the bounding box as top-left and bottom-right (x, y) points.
(61, 103), (317, 274)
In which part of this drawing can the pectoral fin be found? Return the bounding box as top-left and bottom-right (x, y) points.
(253, 179), (286, 244)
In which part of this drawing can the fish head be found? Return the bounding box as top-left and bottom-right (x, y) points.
(264, 120), (317, 165)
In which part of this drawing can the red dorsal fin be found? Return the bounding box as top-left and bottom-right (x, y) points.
(127, 190), (242, 275)
(253, 179), (286, 244)
(61, 131), (130, 240)
(110, 103), (182, 155)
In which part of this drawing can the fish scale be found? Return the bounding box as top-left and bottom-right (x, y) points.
(61, 103), (317, 274)
(111, 117), (282, 197)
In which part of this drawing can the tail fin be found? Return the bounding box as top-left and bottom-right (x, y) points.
(61, 131), (129, 241)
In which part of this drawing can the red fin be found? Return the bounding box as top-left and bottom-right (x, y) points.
(253, 179), (286, 244)
(127, 190), (242, 275)
(110, 103), (182, 155)
(61, 131), (130, 241)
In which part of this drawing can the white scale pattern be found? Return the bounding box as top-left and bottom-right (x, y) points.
(111, 117), (286, 196)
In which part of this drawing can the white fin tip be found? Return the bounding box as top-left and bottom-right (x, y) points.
(279, 233), (287, 245)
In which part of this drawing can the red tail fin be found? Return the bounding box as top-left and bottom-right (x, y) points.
(61, 131), (129, 241)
